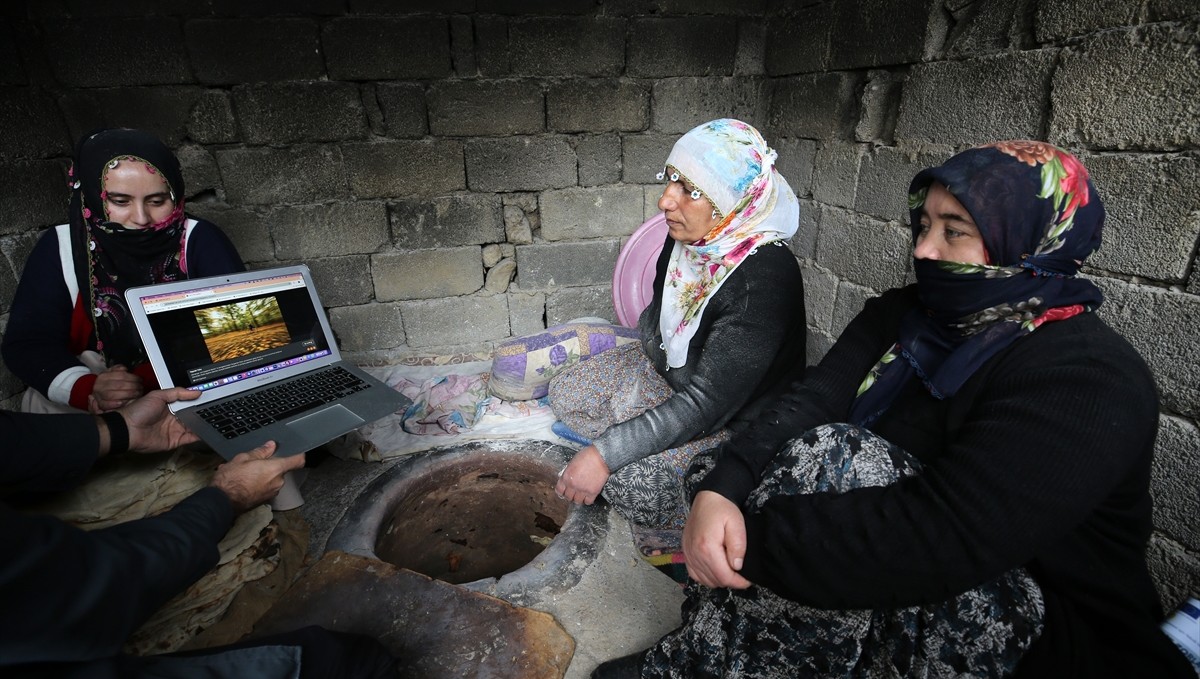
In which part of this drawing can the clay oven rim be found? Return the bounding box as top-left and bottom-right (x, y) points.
(325, 439), (608, 601)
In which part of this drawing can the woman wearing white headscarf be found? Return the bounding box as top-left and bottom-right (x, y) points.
(551, 119), (807, 529)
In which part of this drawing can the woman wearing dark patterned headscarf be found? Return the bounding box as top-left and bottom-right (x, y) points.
(592, 142), (1193, 678)
(3, 128), (244, 413)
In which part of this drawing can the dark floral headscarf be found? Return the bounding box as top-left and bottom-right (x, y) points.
(68, 128), (189, 367)
(850, 141), (1105, 426)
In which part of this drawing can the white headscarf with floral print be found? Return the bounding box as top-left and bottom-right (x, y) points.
(657, 119), (800, 368)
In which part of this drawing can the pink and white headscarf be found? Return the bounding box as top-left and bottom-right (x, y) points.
(657, 119), (800, 368)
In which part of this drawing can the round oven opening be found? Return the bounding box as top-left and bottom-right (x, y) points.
(373, 453), (567, 585)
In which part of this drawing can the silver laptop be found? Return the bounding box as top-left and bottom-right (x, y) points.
(125, 264), (410, 459)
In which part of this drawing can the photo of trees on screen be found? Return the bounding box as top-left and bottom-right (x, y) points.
(195, 296), (292, 363)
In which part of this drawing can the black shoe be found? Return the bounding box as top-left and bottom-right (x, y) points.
(591, 651), (644, 679)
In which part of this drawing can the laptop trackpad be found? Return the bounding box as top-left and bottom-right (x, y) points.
(287, 404), (364, 438)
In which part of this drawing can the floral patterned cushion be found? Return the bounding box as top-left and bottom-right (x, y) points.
(489, 323), (640, 401)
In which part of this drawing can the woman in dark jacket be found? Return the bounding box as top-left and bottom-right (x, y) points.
(552, 119), (807, 529)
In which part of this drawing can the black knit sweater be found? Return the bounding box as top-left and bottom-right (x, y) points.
(698, 285), (1193, 677)
(594, 234), (807, 472)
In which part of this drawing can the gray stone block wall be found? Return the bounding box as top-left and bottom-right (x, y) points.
(0, 0), (1196, 608)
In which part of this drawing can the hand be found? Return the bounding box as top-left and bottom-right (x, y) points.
(210, 442), (306, 514)
(90, 365), (145, 412)
(683, 490), (753, 589)
(555, 445), (610, 505)
(116, 388), (202, 454)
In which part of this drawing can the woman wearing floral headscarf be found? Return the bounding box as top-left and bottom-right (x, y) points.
(551, 119), (807, 530)
(592, 142), (1193, 678)
(3, 128), (244, 413)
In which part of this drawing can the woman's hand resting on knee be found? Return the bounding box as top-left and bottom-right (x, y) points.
(684, 490), (753, 589)
(556, 445), (610, 505)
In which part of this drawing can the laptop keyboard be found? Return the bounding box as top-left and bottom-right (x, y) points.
(196, 366), (370, 440)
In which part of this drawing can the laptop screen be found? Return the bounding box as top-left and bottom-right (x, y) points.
(134, 271), (333, 391)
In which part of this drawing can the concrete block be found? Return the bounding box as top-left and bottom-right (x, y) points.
(188, 90), (239, 144)
(270, 201), (389, 260)
(400, 295), (511, 348)
(59, 86), (205, 148)
(349, 0), (474, 11)
(540, 186), (645, 241)
(764, 6), (832, 75)
(547, 285), (616, 326)
(895, 50), (1057, 146)
(2, 230), (44, 287)
(466, 137), (577, 192)
(734, 20), (767, 75)
(854, 145), (951, 222)
(828, 0), (934, 69)
(1147, 0), (1200, 20)
(342, 140), (465, 199)
(943, 0), (1025, 57)
(0, 160), (65, 236)
(475, 16), (510, 77)
(547, 80), (649, 133)
(1050, 25), (1200, 151)
(815, 207), (911, 292)
(642, 186), (663, 222)
(373, 247), (482, 301)
(329, 303), (405, 353)
(621, 134), (677, 184)
(509, 17), (625, 76)
(186, 204), (274, 264)
(451, 16), (476, 77)
(1035, 0), (1140, 42)
(789, 197), (821, 261)
(516, 240), (621, 289)
(217, 146), (347, 205)
(576, 135), (622, 187)
(376, 83), (428, 139)
(175, 144), (221, 199)
(0, 87), (70, 160)
(186, 18), (323, 85)
(650, 78), (770, 134)
(855, 69), (906, 144)
(768, 72), (861, 141)
(832, 279), (880, 337)
(501, 244), (516, 258)
(629, 17), (738, 77)
(812, 141), (867, 209)
(1082, 153), (1199, 283)
(485, 257), (517, 293)
(0, 246), (16, 315)
(774, 138), (817, 199)
(428, 80), (544, 136)
(391, 194), (504, 249)
(1146, 533), (1200, 617)
(508, 291), (547, 337)
(807, 327), (836, 366)
(478, 0), (597, 12)
(44, 18), (190, 87)
(802, 264), (838, 333)
(296, 255), (374, 307)
(1093, 277), (1200, 419)
(233, 82), (367, 144)
(210, 0), (345, 15)
(323, 17), (452, 81)
(1152, 414), (1200, 551)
